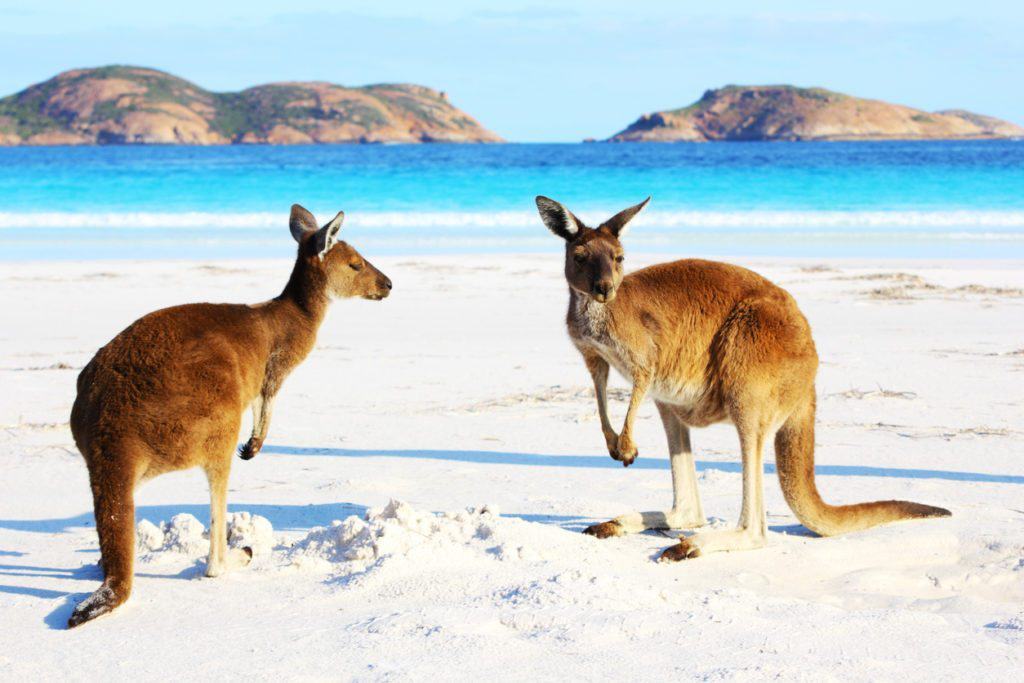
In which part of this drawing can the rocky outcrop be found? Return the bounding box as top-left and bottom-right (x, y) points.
(608, 85), (1024, 142)
(0, 66), (502, 145)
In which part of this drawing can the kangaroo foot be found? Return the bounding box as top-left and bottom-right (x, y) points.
(67, 582), (128, 628)
(658, 537), (701, 562)
(206, 546), (253, 578)
(583, 520), (625, 539)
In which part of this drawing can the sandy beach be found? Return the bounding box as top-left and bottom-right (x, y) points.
(1, 253), (1023, 680)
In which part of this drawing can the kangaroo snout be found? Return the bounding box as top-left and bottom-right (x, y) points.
(366, 275), (392, 300)
(592, 280), (614, 302)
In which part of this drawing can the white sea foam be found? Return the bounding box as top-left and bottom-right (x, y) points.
(3, 209), (1024, 231)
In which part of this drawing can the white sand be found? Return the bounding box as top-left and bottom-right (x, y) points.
(1, 254), (1022, 680)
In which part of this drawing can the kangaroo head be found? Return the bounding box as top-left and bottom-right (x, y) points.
(535, 196), (649, 304)
(289, 204), (392, 301)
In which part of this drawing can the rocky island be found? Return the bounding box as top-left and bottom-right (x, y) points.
(607, 85), (1024, 142)
(0, 66), (502, 145)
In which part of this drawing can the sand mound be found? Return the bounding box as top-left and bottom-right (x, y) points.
(136, 519), (165, 552)
(287, 499), (520, 571)
(284, 500), (608, 578)
(136, 512), (274, 557)
(226, 511), (275, 555)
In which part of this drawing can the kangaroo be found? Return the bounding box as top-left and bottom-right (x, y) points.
(67, 204), (392, 627)
(535, 195), (949, 562)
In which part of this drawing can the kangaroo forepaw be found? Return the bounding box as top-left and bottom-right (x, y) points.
(583, 520), (625, 539)
(238, 437), (262, 461)
(658, 538), (701, 563)
(603, 430), (619, 457)
(610, 435), (638, 467)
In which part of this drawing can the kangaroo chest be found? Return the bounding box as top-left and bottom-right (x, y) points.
(568, 293), (718, 420)
(568, 295), (636, 381)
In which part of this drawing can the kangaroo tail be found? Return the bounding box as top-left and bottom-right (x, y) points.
(774, 395), (950, 537)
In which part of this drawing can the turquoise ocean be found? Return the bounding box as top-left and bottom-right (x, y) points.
(1, 141), (1023, 260)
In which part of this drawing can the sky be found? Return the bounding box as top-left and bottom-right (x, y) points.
(0, 1), (1021, 141)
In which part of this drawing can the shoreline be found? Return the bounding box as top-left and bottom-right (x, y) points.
(4, 252), (1024, 269)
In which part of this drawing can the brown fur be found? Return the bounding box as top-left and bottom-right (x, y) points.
(67, 204), (391, 627)
(536, 196), (950, 561)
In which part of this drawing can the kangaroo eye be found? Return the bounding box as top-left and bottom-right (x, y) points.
(350, 262), (363, 271)
(615, 255), (624, 263)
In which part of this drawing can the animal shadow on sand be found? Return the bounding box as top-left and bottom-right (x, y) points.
(3, 445), (1020, 629)
(262, 444), (1024, 486)
(0, 502), (368, 629)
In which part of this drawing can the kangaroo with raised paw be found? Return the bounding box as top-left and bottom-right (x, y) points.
(535, 195), (949, 562)
(68, 204), (392, 627)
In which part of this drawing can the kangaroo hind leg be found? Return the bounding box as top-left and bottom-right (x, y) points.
(660, 416), (769, 561)
(69, 455), (138, 628)
(584, 402), (707, 539)
(204, 457), (252, 578)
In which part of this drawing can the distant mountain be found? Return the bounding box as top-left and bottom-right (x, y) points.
(0, 66), (502, 145)
(607, 85), (1024, 142)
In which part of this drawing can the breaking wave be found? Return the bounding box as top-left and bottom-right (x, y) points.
(3, 209), (1024, 232)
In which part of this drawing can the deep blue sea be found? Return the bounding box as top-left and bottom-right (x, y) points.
(1, 141), (1023, 260)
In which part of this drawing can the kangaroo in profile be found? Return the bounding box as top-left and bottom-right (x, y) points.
(68, 204), (392, 627)
(535, 195), (949, 561)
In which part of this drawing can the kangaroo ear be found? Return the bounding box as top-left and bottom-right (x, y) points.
(315, 211), (344, 258)
(289, 204), (319, 243)
(535, 196), (582, 241)
(601, 197), (650, 238)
